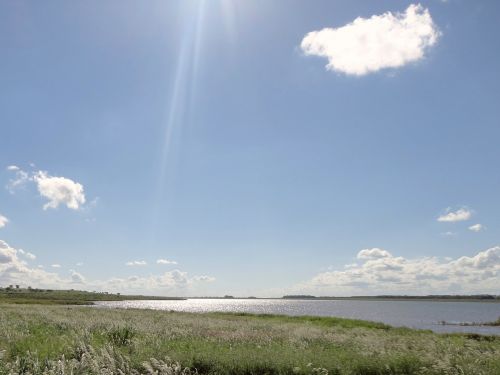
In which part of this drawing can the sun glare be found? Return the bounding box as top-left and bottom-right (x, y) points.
(153, 0), (239, 231)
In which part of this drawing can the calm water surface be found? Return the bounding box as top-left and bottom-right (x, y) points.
(94, 299), (500, 335)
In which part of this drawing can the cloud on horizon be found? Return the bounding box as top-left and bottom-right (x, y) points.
(70, 269), (85, 284)
(157, 259), (178, 265)
(18, 249), (36, 260)
(106, 271), (215, 293)
(126, 260), (147, 266)
(301, 4), (440, 76)
(0, 240), (215, 294)
(291, 247), (500, 296)
(0, 240), (67, 288)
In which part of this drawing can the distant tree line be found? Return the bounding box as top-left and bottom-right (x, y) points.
(282, 295), (317, 299)
(282, 294), (500, 300)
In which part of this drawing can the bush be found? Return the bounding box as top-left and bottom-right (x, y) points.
(107, 326), (136, 347)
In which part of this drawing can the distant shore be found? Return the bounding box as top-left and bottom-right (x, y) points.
(1, 288), (499, 305)
(0, 287), (185, 305)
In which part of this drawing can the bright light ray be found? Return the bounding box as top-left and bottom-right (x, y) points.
(151, 0), (241, 237)
(188, 1), (207, 115)
(220, 0), (238, 44)
(152, 1), (208, 233)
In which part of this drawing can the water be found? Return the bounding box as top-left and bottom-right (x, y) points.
(93, 298), (500, 335)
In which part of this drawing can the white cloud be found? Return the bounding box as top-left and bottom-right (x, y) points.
(6, 167), (29, 193)
(76, 262), (84, 266)
(6, 166), (87, 210)
(18, 249), (36, 260)
(468, 224), (484, 233)
(25, 252), (36, 260)
(292, 246), (500, 296)
(301, 4), (440, 76)
(0, 240), (214, 294)
(102, 270), (215, 294)
(441, 231), (457, 236)
(157, 259), (178, 265)
(34, 171), (86, 210)
(192, 275), (216, 282)
(51, 264), (61, 268)
(70, 270), (85, 284)
(126, 260), (147, 266)
(0, 214), (8, 229)
(0, 241), (17, 264)
(437, 208), (472, 222)
(357, 248), (392, 260)
(0, 240), (78, 288)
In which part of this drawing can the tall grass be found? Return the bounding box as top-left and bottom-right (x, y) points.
(0, 305), (499, 374)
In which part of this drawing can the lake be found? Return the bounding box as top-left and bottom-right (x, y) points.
(94, 298), (500, 335)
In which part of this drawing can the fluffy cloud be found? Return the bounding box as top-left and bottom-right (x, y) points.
(301, 4), (440, 76)
(70, 270), (85, 284)
(0, 240), (72, 288)
(126, 260), (147, 266)
(6, 166), (86, 210)
(157, 259), (178, 265)
(357, 248), (392, 260)
(468, 224), (484, 233)
(0, 240), (214, 295)
(51, 264), (61, 268)
(437, 208), (472, 222)
(192, 275), (216, 282)
(0, 241), (17, 264)
(34, 171), (86, 210)
(103, 270), (215, 294)
(0, 214), (8, 229)
(293, 246), (500, 296)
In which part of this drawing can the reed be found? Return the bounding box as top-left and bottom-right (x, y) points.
(0, 305), (499, 374)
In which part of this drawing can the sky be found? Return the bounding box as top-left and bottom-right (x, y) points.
(1, 0), (499, 297)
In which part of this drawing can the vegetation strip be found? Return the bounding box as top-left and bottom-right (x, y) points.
(0, 287), (184, 305)
(439, 317), (500, 327)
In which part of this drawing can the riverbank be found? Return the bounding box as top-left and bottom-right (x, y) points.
(0, 288), (185, 305)
(0, 305), (499, 374)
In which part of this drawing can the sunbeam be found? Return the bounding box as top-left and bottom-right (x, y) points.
(220, 0), (238, 44)
(151, 1), (209, 234)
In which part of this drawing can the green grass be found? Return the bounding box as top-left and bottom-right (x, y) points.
(0, 288), (184, 305)
(0, 305), (499, 374)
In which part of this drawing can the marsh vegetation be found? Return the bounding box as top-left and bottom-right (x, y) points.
(0, 288), (184, 305)
(0, 305), (499, 374)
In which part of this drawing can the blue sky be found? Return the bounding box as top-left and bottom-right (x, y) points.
(1, 1), (499, 296)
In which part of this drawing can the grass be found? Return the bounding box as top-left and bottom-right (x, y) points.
(488, 317), (500, 326)
(0, 305), (499, 374)
(438, 316), (500, 327)
(0, 288), (184, 305)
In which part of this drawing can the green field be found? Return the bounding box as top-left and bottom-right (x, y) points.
(0, 304), (499, 375)
(0, 288), (184, 305)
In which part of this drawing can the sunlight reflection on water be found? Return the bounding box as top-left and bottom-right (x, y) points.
(93, 298), (500, 335)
